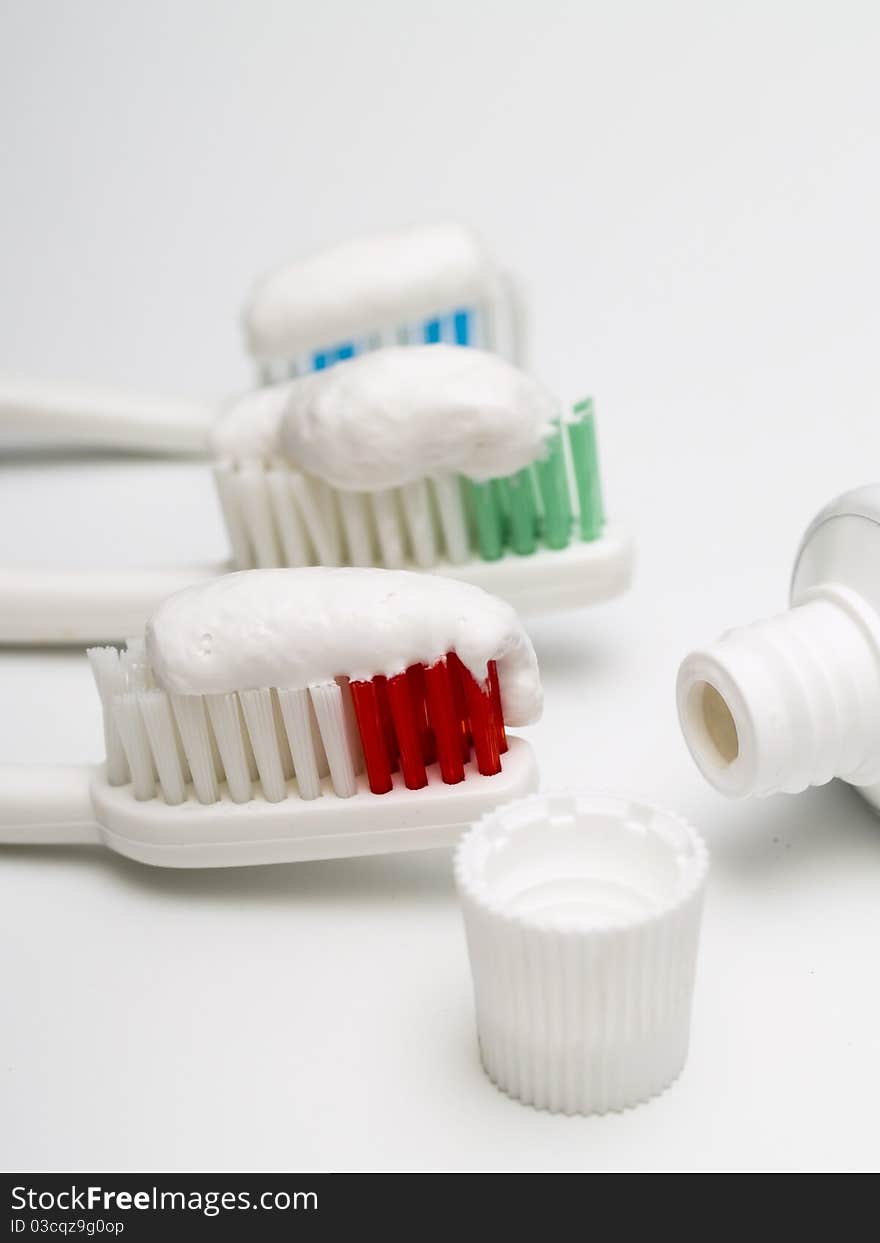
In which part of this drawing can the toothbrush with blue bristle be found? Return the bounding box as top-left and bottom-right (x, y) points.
(0, 222), (521, 455)
(243, 221), (522, 380)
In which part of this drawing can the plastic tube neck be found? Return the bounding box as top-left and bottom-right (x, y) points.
(676, 585), (880, 798)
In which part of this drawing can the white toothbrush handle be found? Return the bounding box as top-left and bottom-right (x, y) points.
(0, 765), (100, 844)
(0, 563), (227, 645)
(0, 378), (215, 455)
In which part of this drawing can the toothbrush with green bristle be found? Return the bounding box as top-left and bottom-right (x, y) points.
(466, 398), (605, 560)
(0, 349), (632, 645)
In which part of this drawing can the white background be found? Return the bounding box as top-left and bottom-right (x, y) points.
(2, 0), (880, 1172)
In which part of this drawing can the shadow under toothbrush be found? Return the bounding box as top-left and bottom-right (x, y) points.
(0, 445), (208, 466)
(527, 604), (633, 682)
(694, 778), (880, 881)
(0, 839), (459, 906)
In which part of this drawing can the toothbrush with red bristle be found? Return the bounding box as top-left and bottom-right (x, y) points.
(0, 567), (540, 867)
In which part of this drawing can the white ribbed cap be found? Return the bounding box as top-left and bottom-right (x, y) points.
(455, 792), (708, 1115)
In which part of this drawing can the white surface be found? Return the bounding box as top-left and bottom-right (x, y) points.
(456, 793), (707, 1115)
(2, 0), (880, 1173)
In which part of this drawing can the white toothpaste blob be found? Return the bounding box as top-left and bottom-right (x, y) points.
(146, 567), (542, 725)
(211, 383), (292, 462)
(244, 222), (499, 362)
(209, 345), (559, 489)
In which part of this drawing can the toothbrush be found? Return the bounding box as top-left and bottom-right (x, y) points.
(0, 567), (541, 867)
(1, 347), (633, 644)
(211, 345), (627, 593)
(0, 377), (214, 456)
(0, 222), (520, 456)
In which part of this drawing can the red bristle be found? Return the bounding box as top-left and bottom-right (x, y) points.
(350, 680), (393, 794)
(487, 660), (508, 754)
(424, 659), (466, 785)
(406, 662), (436, 764)
(445, 651), (473, 760)
(460, 663), (502, 776)
(387, 672), (428, 790)
(373, 675), (399, 773)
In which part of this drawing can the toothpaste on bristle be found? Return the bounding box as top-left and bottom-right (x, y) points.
(210, 345), (559, 488)
(244, 223), (498, 363)
(145, 567), (542, 726)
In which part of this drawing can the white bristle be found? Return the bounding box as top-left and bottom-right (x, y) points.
(432, 474), (470, 564)
(139, 690), (186, 806)
(371, 489), (407, 568)
(171, 694), (219, 804)
(239, 688), (288, 803)
(238, 462), (282, 569)
(290, 474), (342, 566)
(481, 301), (498, 351)
(310, 696), (330, 778)
(271, 690), (295, 781)
(87, 646), (129, 786)
(215, 459), (476, 573)
(119, 645), (151, 691)
(309, 681), (357, 798)
(205, 693), (252, 804)
(402, 319), (426, 343)
(337, 677), (364, 775)
(266, 468), (313, 566)
(91, 643), (397, 807)
(313, 479), (345, 566)
(276, 687), (322, 800)
(113, 693), (156, 801)
(469, 305), (486, 348)
(208, 704), (225, 782)
(241, 703), (259, 781)
(124, 635), (147, 661)
(214, 462), (255, 570)
(337, 490), (375, 566)
(400, 477), (438, 568)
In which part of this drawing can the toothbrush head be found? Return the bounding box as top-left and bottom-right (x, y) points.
(243, 222), (518, 382)
(85, 567), (541, 867)
(210, 347), (632, 615)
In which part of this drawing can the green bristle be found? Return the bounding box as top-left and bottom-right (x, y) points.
(500, 468), (538, 555)
(534, 421), (572, 549)
(457, 406), (599, 561)
(568, 397), (605, 541)
(468, 479), (505, 561)
(491, 478), (511, 535)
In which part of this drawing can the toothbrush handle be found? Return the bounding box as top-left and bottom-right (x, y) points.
(0, 765), (100, 844)
(0, 563), (227, 645)
(0, 378), (215, 456)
